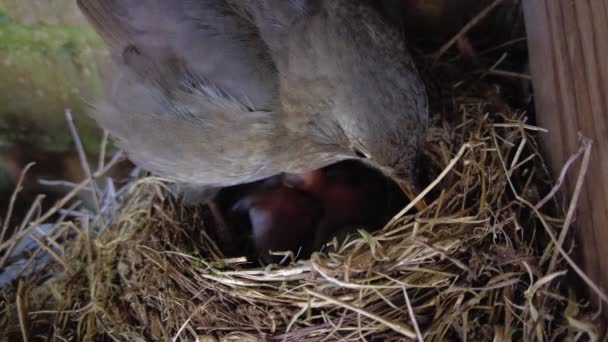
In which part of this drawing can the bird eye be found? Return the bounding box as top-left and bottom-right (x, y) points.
(122, 44), (141, 60)
(353, 148), (368, 159)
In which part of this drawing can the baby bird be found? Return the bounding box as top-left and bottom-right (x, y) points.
(229, 160), (406, 262)
(237, 186), (322, 262)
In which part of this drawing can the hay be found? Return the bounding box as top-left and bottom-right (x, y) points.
(0, 73), (603, 341)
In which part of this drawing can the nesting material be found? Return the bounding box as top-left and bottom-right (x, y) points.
(0, 78), (601, 341)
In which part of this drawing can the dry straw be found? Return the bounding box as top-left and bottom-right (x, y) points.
(0, 73), (603, 340)
(11, 1), (602, 340)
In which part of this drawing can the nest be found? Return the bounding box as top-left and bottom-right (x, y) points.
(0, 68), (602, 340)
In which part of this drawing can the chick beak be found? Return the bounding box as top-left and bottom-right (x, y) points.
(395, 178), (427, 212)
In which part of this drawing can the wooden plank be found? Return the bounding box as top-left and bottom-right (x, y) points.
(523, 0), (608, 320)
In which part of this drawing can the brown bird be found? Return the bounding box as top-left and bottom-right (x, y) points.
(77, 0), (428, 203)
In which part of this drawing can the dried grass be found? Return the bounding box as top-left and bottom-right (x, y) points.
(0, 74), (603, 341)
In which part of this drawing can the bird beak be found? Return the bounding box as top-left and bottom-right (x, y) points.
(395, 178), (427, 212)
(358, 158), (427, 212)
(282, 170), (322, 190)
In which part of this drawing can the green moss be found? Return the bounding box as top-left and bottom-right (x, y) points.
(0, 22), (107, 154)
(0, 23), (102, 50)
(0, 6), (8, 25)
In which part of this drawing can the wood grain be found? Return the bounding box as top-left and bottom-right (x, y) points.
(523, 0), (608, 320)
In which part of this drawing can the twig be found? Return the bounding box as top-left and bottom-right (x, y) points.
(434, 0), (506, 60)
(1, 163), (35, 244)
(492, 132), (608, 304)
(100, 178), (117, 211)
(535, 143), (586, 209)
(16, 280), (29, 341)
(488, 52), (509, 71)
(403, 287), (424, 342)
(38, 179), (81, 189)
(386, 143), (476, 226)
(30, 233), (70, 272)
(305, 289), (416, 339)
(477, 53), (533, 80)
(478, 37), (528, 55)
(65, 110), (103, 220)
(509, 123), (528, 172)
(56, 210), (91, 219)
(0, 154), (123, 252)
(97, 130), (110, 174)
(0, 194), (45, 268)
(417, 241), (474, 276)
(493, 123), (548, 132)
(485, 69), (533, 80)
(82, 218), (96, 310)
(94, 151), (125, 178)
(547, 137), (592, 274)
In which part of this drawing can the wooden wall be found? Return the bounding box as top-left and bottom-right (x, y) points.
(522, 0), (608, 319)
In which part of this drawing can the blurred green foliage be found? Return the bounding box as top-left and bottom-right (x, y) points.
(0, 4), (107, 154)
(0, 5), (8, 25)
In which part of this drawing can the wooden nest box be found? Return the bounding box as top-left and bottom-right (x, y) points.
(523, 0), (608, 322)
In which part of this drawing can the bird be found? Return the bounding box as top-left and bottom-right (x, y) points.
(285, 160), (407, 230)
(231, 185), (322, 262)
(227, 160), (407, 262)
(77, 0), (429, 204)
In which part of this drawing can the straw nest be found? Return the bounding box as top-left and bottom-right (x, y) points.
(0, 68), (602, 341)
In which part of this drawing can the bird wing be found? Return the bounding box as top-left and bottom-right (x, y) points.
(77, 0), (286, 192)
(78, 0), (277, 109)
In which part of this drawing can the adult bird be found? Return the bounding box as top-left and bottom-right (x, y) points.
(77, 0), (429, 204)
